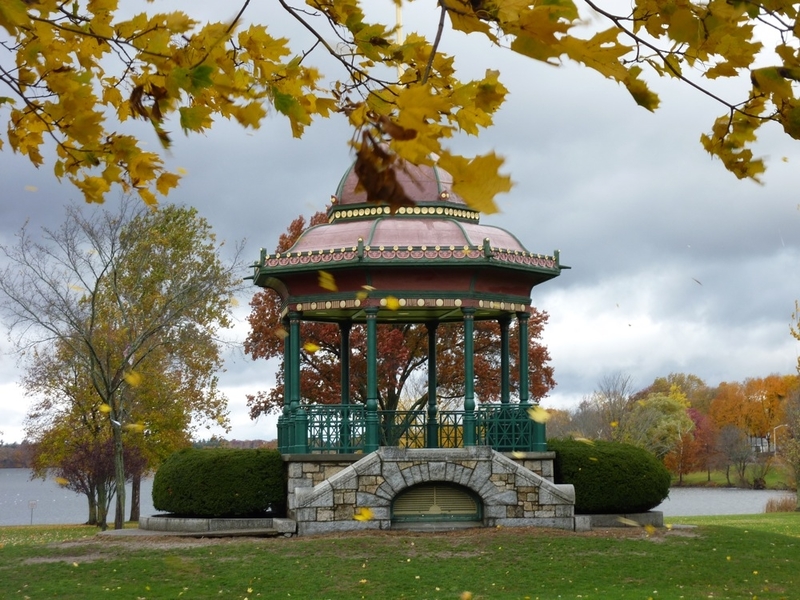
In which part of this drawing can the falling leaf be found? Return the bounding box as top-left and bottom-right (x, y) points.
(69, 284), (85, 292)
(303, 341), (320, 354)
(99, 403), (112, 413)
(359, 579), (368, 584)
(644, 524), (656, 536)
(55, 477), (69, 486)
(362, 285), (376, 291)
(318, 270), (337, 291)
(123, 422), (145, 433)
(24, 185), (37, 192)
(124, 371), (142, 387)
(229, 297), (239, 307)
(354, 507), (374, 521)
(177, 167), (188, 175)
(274, 327), (289, 340)
(610, 421), (619, 428)
(511, 451), (526, 458)
(527, 406), (551, 423)
(355, 290), (369, 301)
(460, 592), (473, 600)
(574, 437), (594, 445)
(72, 562), (79, 567)
(589, 457), (599, 462)
(385, 296), (400, 310)
(616, 517), (640, 527)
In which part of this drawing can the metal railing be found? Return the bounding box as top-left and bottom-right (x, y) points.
(278, 402), (546, 454)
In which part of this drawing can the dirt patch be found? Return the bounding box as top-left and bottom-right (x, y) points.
(24, 553), (106, 565)
(37, 524), (700, 555)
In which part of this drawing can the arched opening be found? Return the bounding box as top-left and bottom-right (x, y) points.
(391, 482), (482, 529)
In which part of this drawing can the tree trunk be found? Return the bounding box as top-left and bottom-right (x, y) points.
(129, 474), (140, 522)
(112, 424), (126, 530)
(86, 482), (98, 526)
(96, 483), (109, 531)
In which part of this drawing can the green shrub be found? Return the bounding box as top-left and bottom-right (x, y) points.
(548, 438), (670, 514)
(152, 448), (286, 517)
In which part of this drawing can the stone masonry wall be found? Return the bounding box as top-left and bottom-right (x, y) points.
(285, 447), (574, 536)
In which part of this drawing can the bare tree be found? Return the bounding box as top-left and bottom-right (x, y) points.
(716, 425), (753, 487)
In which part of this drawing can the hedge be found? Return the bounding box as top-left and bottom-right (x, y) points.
(548, 438), (671, 514)
(152, 448), (286, 517)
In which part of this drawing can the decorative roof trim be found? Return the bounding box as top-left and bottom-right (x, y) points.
(259, 245), (559, 270)
(328, 204), (480, 223)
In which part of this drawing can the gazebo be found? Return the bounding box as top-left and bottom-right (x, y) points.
(249, 159), (576, 534)
(251, 160), (566, 456)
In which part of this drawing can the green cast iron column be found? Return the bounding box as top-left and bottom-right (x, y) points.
(499, 314), (511, 404)
(462, 308), (476, 447)
(365, 307), (379, 452)
(426, 321), (439, 448)
(339, 321), (351, 452)
(289, 311), (308, 453)
(517, 311), (530, 407)
(279, 316), (291, 453)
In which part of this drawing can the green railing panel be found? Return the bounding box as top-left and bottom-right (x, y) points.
(381, 410), (426, 448)
(476, 404), (534, 452)
(305, 404), (366, 454)
(279, 402), (541, 454)
(438, 411), (464, 448)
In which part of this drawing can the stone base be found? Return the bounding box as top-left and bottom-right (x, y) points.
(288, 447), (575, 536)
(139, 515), (297, 535)
(574, 511), (664, 532)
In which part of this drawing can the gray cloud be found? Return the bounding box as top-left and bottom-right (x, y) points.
(1, 2), (799, 442)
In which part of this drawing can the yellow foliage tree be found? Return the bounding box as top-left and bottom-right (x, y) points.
(1, 0), (799, 211)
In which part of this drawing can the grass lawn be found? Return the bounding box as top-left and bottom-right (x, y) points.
(1, 514), (799, 599)
(674, 463), (795, 489)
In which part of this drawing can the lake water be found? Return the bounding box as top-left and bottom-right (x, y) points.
(0, 468), (795, 526)
(0, 468), (155, 527)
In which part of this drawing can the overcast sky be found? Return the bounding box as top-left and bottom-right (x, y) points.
(2, 2), (799, 444)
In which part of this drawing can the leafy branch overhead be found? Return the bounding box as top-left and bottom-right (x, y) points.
(1, 1), (797, 209)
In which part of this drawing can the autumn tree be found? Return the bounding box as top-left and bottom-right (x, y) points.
(245, 211), (555, 418)
(0, 198), (237, 529)
(687, 409), (719, 482)
(2, 1), (800, 213)
(620, 385), (694, 459)
(708, 376), (796, 450)
(643, 373), (716, 414)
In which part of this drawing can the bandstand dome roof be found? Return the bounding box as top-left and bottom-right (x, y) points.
(251, 159), (565, 323)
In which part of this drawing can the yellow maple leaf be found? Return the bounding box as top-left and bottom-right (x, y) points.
(438, 151), (512, 214)
(124, 371), (142, 387)
(303, 341), (320, 354)
(354, 507), (374, 521)
(55, 476), (69, 486)
(318, 270), (338, 291)
(274, 327), (289, 340)
(123, 422), (146, 433)
(384, 296), (400, 310)
(99, 403), (112, 413)
(527, 406), (551, 423)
